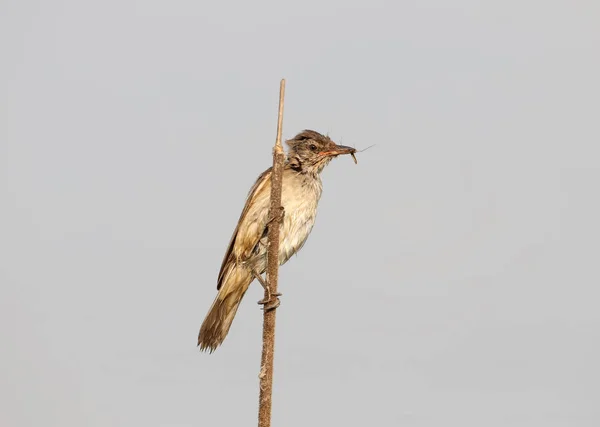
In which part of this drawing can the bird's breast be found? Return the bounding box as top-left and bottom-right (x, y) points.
(278, 173), (323, 265)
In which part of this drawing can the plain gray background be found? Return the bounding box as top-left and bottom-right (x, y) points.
(2, 1), (599, 426)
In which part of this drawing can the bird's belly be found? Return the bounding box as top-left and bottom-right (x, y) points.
(248, 172), (322, 274)
(278, 207), (316, 265)
(278, 185), (320, 265)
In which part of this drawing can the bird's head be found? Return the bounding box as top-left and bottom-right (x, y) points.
(286, 130), (356, 174)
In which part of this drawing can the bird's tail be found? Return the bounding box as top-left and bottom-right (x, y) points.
(198, 266), (253, 352)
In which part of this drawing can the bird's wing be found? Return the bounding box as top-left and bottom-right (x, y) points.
(217, 167), (273, 290)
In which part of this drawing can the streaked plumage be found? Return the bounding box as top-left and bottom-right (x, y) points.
(198, 130), (356, 352)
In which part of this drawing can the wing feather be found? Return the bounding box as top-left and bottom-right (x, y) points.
(216, 168), (272, 290)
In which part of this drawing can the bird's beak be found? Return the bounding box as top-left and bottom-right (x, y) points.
(319, 145), (358, 164)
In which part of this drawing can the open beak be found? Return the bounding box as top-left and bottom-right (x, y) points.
(319, 145), (358, 164)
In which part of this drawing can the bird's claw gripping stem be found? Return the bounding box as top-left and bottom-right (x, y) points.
(251, 268), (282, 310)
(267, 206), (285, 226)
(258, 294), (281, 311)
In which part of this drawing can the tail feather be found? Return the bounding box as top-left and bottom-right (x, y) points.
(198, 267), (253, 352)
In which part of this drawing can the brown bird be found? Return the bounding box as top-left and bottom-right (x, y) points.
(198, 130), (357, 352)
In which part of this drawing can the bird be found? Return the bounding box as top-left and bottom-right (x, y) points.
(198, 130), (357, 352)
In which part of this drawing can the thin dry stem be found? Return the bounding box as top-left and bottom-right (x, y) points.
(258, 79), (286, 427)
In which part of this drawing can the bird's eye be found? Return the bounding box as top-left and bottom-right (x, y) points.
(309, 144), (318, 151)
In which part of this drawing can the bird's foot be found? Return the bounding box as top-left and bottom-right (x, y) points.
(258, 294), (281, 311)
(251, 268), (282, 310)
(257, 290), (282, 308)
(267, 206), (285, 226)
(257, 291), (282, 303)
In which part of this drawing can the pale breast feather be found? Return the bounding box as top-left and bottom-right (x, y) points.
(277, 171), (322, 265)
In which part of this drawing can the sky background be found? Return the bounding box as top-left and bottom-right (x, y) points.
(2, 1), (599, 426)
